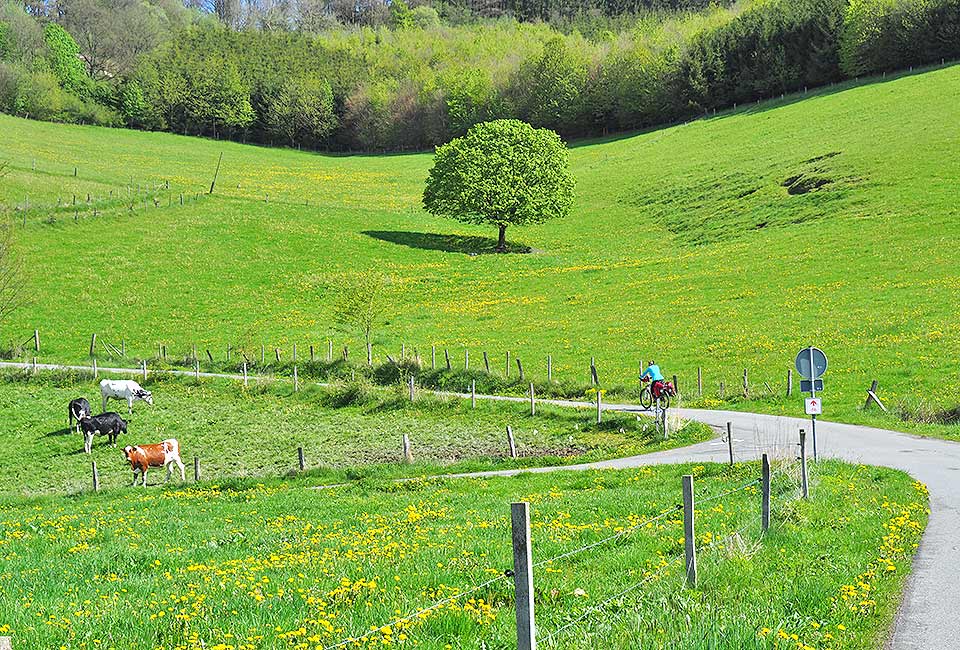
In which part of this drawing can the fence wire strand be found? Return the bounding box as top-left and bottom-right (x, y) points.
(539, 556), (682, 646)
(321, 572), (509, 650)
(533, 505), (681, 569)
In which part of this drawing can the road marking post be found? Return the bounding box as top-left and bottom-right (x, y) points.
(761, 453), (771, 533)
(800, 429), (809, 499)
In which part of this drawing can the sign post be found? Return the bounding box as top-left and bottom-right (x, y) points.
(795, 346), (827, 462)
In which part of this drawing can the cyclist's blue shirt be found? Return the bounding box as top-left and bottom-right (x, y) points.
(641, 365), (664, 382)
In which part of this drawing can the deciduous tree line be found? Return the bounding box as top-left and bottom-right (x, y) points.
(1, 0), (958, 151)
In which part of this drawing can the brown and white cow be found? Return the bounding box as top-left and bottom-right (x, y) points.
(122, 439), (185, 487)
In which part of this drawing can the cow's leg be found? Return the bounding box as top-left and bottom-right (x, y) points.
(84, 433), (92, 454)
(174, 457), (185, 481)
(141, 467), (148, 487)
(131, 469), (138, 486)
(102, 395), (108, 412)
(165, 461), (172, 483)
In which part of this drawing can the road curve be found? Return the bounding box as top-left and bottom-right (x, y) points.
(438, 402), (959, 650)
(1, 361), (955, 647)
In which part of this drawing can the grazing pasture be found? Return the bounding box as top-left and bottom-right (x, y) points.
(0, 371), (707, 496)
(0, 65), (958, 436)
(0, 461), (927, 649)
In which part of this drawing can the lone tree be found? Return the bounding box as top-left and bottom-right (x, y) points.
(423, 119), (575, 252)
(333, 271), (393, 365)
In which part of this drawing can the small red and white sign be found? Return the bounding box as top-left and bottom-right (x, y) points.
(805, 398), (822, 415)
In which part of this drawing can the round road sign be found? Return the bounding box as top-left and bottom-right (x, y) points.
(795, 347), (827, 380)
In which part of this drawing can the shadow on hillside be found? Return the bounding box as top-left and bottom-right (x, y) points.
(45, 427), (74, 437)
(363, 230), (532, 255)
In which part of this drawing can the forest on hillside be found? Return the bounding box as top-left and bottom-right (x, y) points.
(1, 0), (959, 151)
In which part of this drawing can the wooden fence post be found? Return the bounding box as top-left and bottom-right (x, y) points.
(465, 349), (469, 371)
(786, 369), (793, 397)
(471, 379), (476, 408)
(34, 329), (40, 352)
(483, 351), (490, 373)
(402, 433), (413, 463)
(293, 366), (299, 392)
(800, 429), (809, 499)
(431, 345), (436, 369)
(260, 344), (265, 365)
(194, 359), (199, 380)
(673, 374), (679, 395)
(590, 357), (598, 385)
(506, 351), (511, 377)
(511, 502), (537, 650)
(32, 356), (37, 375)
(328, 340), (333, 363)
(275, 348), (281, 363)
(310, 345), (315, 362)
(726, 422), (734, 465)
(761, 453), (771, 533)
(697, 366), (703, 397)
(596, 390), (602, 425)
(242, 362), (248, 387)
(292, 344), (297, 363)
(444, 349), (451, 371)
(547, 354), (552, 382)
(529, 383), (535, 416)
(507, 425), (518, 458)
(141, 360), (147, 381)
(516, 358), (524, 381)
(298, 447), (305, 472)
(401, 343), (406, 359)
(92, 358), (98, 378)
(682, 474), (697, 588)
(408, 375), (415, 401)
(90, 333), (97, 356)
(194, 457), (200, 482)
(719, 381), (725, 398)
(92, 460), (100, 492)
(742, 369), (749, 398)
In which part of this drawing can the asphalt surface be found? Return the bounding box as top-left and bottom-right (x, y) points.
(3, 361), (956, 647)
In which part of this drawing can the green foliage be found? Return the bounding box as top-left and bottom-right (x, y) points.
(410, 5), (441, 28)
(42, 22), (87, 94)
(840, 0), (960, 76)
(423, 119), (575, 250)
(261, 76), (336, 146)
(509, 36), (589, 133)
(390, 0), (413, 28)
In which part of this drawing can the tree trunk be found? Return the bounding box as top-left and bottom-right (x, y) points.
(496, 224), (507, 252)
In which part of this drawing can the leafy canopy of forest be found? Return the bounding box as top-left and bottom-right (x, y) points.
(1, 0), (959, 151)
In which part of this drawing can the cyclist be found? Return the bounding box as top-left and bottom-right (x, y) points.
(640, 360), (666, 399)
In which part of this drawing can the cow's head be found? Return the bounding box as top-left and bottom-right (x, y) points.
(136, 389), (153, 405)
(122, 445), (135, 462)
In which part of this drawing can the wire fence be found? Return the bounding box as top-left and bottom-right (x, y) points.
(316, 462), (807, 650)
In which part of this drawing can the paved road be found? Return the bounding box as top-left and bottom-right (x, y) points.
(3, 361), (957, 647)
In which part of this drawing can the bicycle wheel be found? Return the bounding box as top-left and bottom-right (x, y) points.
(656, 394), (671, 410)
(639, 386), (653, 410)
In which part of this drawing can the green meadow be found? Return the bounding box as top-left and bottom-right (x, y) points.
(0, 371), (708, 497)
(0, 64), (958, 435)
(0, 460), (928, 649)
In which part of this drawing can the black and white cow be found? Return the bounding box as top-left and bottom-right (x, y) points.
(100, 379), (153, 413)
(68, 397), (91, 434)
(80, 412), (128, 454)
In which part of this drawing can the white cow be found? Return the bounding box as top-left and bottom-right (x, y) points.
(100, 379), (153, 413)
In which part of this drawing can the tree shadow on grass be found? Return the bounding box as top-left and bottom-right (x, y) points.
(363, 231), (532, 255)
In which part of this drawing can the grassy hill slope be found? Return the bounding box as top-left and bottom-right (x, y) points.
(1, 64), (958, 430)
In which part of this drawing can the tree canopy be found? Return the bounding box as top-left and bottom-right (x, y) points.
(422, 119), (575, 252)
